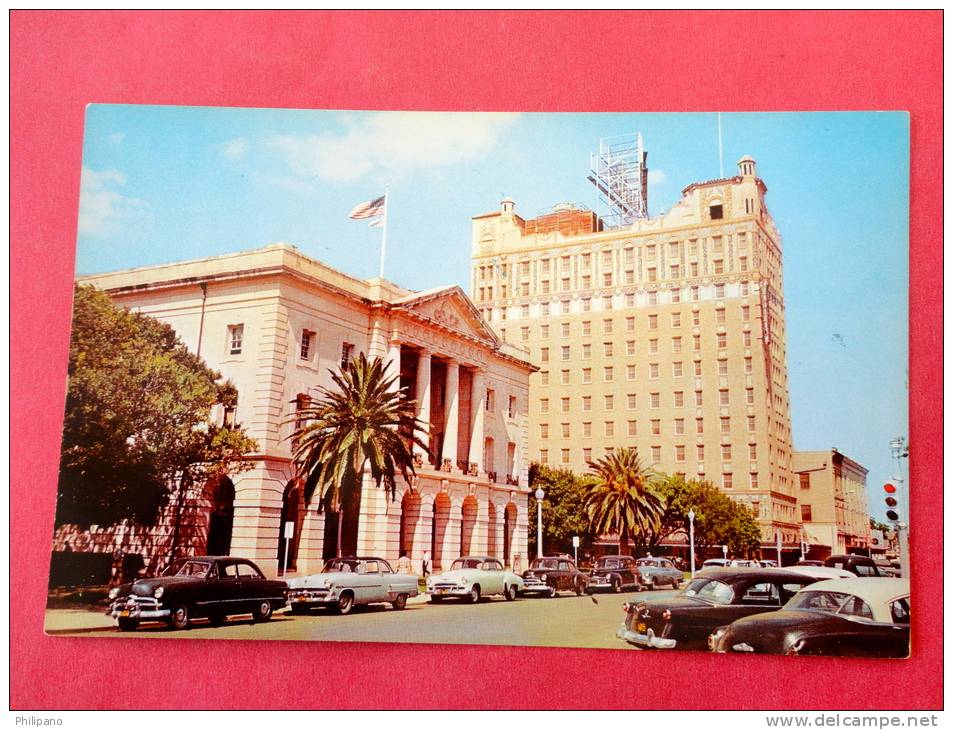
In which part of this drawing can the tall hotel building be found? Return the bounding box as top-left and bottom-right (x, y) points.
(470, 141), (799, 546)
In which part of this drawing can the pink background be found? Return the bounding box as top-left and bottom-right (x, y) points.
(11, 11), (942, 710)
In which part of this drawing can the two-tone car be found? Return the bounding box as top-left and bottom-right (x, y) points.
(286, 557), (419, 615)
(634, 557), (683, 590)
(587, 555), (641, 593)
(427, 556), (523, 603)
(520, 556), (588, 597)
(710, 577), (910, 657)
(616, 567), (827, 650)
(107, 556), (287, 631)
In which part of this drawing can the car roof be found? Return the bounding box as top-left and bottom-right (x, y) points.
(328, 556), (388, 562)
(695, 567), (818, 582)
(458, 555), (500, 562)
(776, 566), (854, 579)
(800, 576), (909, 599)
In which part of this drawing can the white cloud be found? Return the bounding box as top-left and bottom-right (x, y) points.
(648, 169), (667, 185)
(265, 112), (520, 184)
(78, 166), (151, 237)
(221, 137), (249, 161)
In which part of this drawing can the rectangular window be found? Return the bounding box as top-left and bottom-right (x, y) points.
(691, 285), (699, 301)
(671, 312), (681, 327)
(540, 324), (550, 338)
(626, 340), (636, 356)
(650, 392), (660, 409)
(673, 391), (684, 407)
(720, 417), (731, 434)
(697, 444), (705, 461)
(799, 473), (811, 489)
(745, 357), (753, 374)
(647, 267), (657, 282)
(742, 305), (750, 321)
(627, 420), (637, 436)
(539, 424), (549, 439)
(582, 320), (591, 335)
(715, 283), (725, 298)
(583, 448), (592, 463)
(674, 418), (685, 435)
(541, 302), (550, 316)
(749, 444), (757, 460)
(561, 345), (570, 361)
(340, 341), (353, 368)
(560, 299), (570, 314)
(627, 393), (637, 409)
(626, 364), (636, 380)
(648, 314), (658, 330)
(692, 310), (700, 326)
(561, 397), (570, 413)
(300, 329), (314, 360)
(694, 361), (702, 376)
(520, 283), (530, 296)
(671, 288), (681, 303)
(582, 396), (592, 412)
(717, 332), (728, 349)
(649, 339), (659, 355)
(723, 472), (733, 489)
(561, 422), (570, 439)
(626, 316), (635, 332)
(649, 362), (659, 379)
(581, 275), (592, 289)
(581, 297), (591, 312)
(582, 368), (592, 383)
(508, 395), (516, 418)
(651, 445), (661, 462)
(604, 342), (614, 357)
(722, 444), (732, 461)
(719, 389), (730, 406)
(675, 445), (686, 462)
(693, 335), (701, 351)
(540, 347), (550, 363)
(713, 259), (724, 275)
(521, 304), (530, 317)
(695, 390), (703, 406)
(673, 361), (683, 377)
(743, 331), (752, 347)
(604, 366), (614, 382)
(582, 343), (591, 359)
(718, 360), (729, 376)
(801, 505), (812, 521)
(602, 295), (613, 310)
(539, 449), (549, 464)
(624, 270), (634, 284)
(604, 421), (614, 437)
(486, 389), (496, 412)
(540, 370), (549, 385)
(717, 308), (726, 325)
(625, 293), (635, 307)
(520, 326), (529, 341)
(651, 419), (661, 435)
(603, 272), (613, 287)
(604, 394), (614, 410)
(227, 324), (245, 355)
(583, 421), (592, 437)
(561, 322), (570, 338)
(561, 277), (571, 292)
(750, 473), (759, 489)
(696, 417), (704, 434)
(540, 398), (549, 413)
(561, 369), (570, 385)
(561, 448), (570, 464)
(672, 337), (682, 353)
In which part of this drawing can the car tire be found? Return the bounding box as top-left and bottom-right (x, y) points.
(429, 595), (443, 603)
(117, 617), (139, 632)
(253, 600), (273, 622)
(649, 578), (658, 591)
(392, 593), (408, 610)
(168, 604), (190, 630)
(575, 580), (585, 596)
(505, 584), (518, 601)
(547, 584), (558, 598)
(335, 592), (355, 615)
(468, 585), (481, 604)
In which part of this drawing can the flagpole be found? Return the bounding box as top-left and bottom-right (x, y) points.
(378, 188), (389, 279)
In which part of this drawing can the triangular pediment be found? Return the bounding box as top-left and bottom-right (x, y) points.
(394, 286), (499, 345)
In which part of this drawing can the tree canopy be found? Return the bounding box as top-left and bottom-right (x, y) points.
(527, 463), (597, 557)
(56, 284), (258, 527)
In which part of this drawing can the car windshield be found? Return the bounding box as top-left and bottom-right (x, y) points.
(530, 558), (559, 570)
(323, 559), (361, 573)
(599, 558), (622, 569)
(450, 558), (483, 570)
(163, 559), (211, 578)
(681, 578), (734, 605)
(636, 559), (660, 567)
(787, 590), (874, 620)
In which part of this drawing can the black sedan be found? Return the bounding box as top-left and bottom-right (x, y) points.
(107, 556), (287, 631)
(709, 577), (910, 657)
(587, 555), (641, 593)
(521, 556), (588, 597)
(616, 568), (825, 650)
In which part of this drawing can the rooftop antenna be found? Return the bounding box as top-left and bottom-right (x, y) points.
(717, 112), (724, 178)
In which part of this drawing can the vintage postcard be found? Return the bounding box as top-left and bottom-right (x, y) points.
(45, 107), (909, 656)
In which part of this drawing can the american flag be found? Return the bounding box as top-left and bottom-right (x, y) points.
(348, 195), (386, 225)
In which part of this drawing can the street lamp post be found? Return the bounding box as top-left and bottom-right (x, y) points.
(534, 487), (545, 560)
(687, 509), (696, 579)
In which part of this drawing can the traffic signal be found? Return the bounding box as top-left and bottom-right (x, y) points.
(883, 482), (901, 522)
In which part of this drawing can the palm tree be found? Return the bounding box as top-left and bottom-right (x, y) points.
(584, 447), (664, 556)
(289, 353), (429, 557)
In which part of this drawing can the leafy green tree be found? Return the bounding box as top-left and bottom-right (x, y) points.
(583, 447), (664, 555)
(57, 285), (258, 529)
(289, 353), (428, 558)
(527, 463), (596, 558)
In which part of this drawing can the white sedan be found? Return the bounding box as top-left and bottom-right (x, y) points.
(427, 556), (524, 603)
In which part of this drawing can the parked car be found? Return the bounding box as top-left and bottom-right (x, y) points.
(634, 557), (683, 590)
(760, 560), (779, 568)
(701, 559), (730, 569)
(616, 568), (827, 650)
(874, 559), (901, 577)
(588, 555), (641, 593)
(778, 566), (854, 581)
(709, 577), (910, 657)
(521, 556), (588, 597)
(107, 556), (287, 631)
(728, 559), (762, 568)
(286, 557), (418, 615)
(824, 554), (885, 577)
(797, 560), (824, 567)
(427, 556), (523, 603)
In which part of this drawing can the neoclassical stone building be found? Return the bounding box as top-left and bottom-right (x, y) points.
(74, 243), (535, 577)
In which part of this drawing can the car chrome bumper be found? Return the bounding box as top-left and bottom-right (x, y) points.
(108, 602), (171, 620)
(428, 586), (470, 597)
(616, 623), (677, 649)
(520, 583), (553, 594)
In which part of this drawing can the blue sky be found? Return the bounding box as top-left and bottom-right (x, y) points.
(76, 106), (909, 521)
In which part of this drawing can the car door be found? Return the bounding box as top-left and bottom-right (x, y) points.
(480, 560), (503, 594)
(236, 560), (267, 611)
(356, 560), (384, 603)
(687, 580), (785, 642)
(214, 561), (243, 614)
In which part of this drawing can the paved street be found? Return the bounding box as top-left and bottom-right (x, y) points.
(45, 588), (679, 649)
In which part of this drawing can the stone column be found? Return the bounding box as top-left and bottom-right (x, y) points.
(415, 350), (432, 464)
(441, 360), (460, 468)
(468, 369), (486, 473)
(386, 338), (402, 388)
